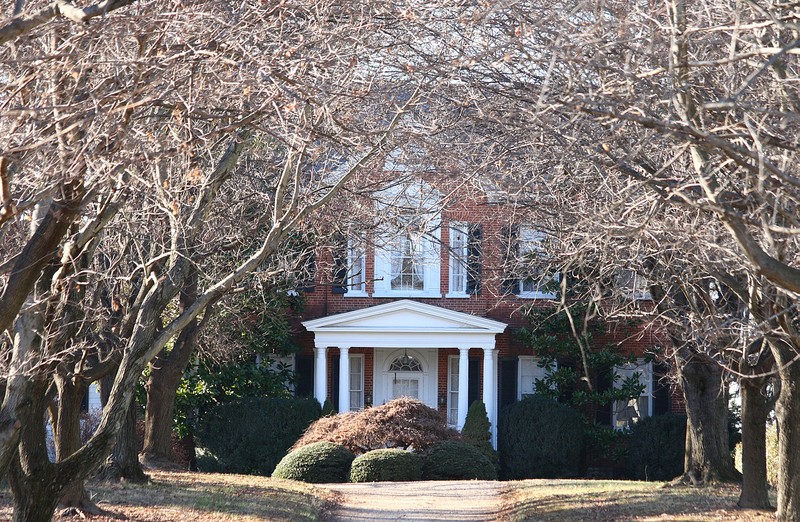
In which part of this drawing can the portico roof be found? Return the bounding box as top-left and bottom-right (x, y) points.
(302, 299), (506, 349)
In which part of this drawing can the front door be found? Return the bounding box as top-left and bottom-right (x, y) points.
(374, 348), (437, 408)
(390, 373), (422, 400)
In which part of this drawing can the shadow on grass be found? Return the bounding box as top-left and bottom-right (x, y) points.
(85, 471), (328, 522)
(503, 480), (776, 522)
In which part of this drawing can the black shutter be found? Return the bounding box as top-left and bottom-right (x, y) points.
(331, 235), (347, 294)
(294, 355), (314, 398)
(501, 225), (520, 295)
(466, 224), (482, 295)
(653, 363), (671, 416)
(468, 359), (481, 406)
(499, 358), (519, 410)
(331, 355), (340, 411)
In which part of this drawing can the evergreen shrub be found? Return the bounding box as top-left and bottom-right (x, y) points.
(461, 401), (499, 472)
(420, 440), (497, 480)
(195, 397), (321, 475)
(498, 395), (584, 479)
(627, 413), (686, 481)
(348, 449), (423, 482)
(272, 441), (355, 483)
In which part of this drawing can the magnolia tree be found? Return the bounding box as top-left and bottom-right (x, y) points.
(0, 0), (450, 519)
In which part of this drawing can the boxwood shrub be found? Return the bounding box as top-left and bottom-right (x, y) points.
(420, 440), (497, 480)
(348, 449), (423, 482)
(498, 395), (584, 479)
(194, 397), (321, 476)
(272, 441), (355, 483)
(627, 413), (686, 481)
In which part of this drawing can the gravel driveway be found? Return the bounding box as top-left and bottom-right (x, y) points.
(323, 480), (503, 522)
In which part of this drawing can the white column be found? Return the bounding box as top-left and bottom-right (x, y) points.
(338, 346), (351, 413)
(457, 347), (470, 430)
(492, 348), (499, 449)
(314, 345), (328, 406)
(482, 346), (497, 449)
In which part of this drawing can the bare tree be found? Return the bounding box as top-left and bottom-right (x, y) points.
(0, 0), (431, 518)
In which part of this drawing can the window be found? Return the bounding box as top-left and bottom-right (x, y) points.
(346, 238), (367, 296)
(616, 269), (651, 300)
(390, 233), (425, 291)
(373, 223), (441, 297)
(349, 354), (364, 410)
(389, 354), (423, 372)
(502, 224), (557, 298)
(518, 357), (556, 399)
(448, 222), (482, 297)
(612, 360), (653, 429)
(448, 356), (459, 425)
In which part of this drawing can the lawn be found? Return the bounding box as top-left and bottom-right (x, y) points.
(0, 471), (336, 522)
(501, 480), (776, 522)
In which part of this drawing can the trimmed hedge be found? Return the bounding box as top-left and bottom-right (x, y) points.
(195, 397), (321, 476)
(348, 449), (423, 482)
(421, 441), (497, 480)
(272, 441), (355, 483)
(627, 414), (686, 481)
(498, 395), (584, 479)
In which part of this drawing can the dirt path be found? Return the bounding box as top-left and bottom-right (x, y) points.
(323, 481), (503, 522)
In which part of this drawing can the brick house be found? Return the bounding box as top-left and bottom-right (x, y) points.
(286, 176), (682, 447)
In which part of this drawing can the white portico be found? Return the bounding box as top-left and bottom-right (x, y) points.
(302, 300), (506, 446)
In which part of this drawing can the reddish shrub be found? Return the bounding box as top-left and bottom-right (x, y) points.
(292, 398), (459, 455)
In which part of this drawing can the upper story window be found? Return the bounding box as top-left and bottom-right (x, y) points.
(346, 237), (367, 296)
(373, 179), (442, 298)
(448, 222), (482, 297)
(390, 232), (425, 291)
(615, 269), (651, 300)
(502, 224), (558, 299)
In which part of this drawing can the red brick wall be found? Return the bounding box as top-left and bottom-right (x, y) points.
(292, 195), (682, 409)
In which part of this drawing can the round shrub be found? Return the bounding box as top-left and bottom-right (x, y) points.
(194, 397), (321, 475)
(421, 441), (497, 480)
(272, 442), (355, 483)
(627, 414), (686, 481)
(498, 395), (584, 479)
(348, 449), (423, 483)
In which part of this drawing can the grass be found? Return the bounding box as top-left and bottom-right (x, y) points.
(0, 470), (336, 522)
(500, 479), (776, 522)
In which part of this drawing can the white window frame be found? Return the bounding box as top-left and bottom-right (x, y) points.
(447, 222), (470, 298)
(344, 237), (368, 297)
(517, 225), (558, 299)
(447, 355), (460, 426)
(612, 360), (653, 430)
(373, 224), (441, 298)
(518, 356), (556, 400)
(349, 354), (365, 411)
(616, 269), (652, 301)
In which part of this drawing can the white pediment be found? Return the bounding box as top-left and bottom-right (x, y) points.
(302, 300), (506, 334)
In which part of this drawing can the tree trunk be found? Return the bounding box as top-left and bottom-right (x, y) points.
(677, 354), (740, 484)
(772, 345), (800, 521)
(141, 269), (204, 468)
(53, 377), (100, 512)
(738, 377), (771, 509)
(95, 373), (147, 483)
(8, 381), (60, 522)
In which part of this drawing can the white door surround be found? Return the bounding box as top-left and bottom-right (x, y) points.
(302, 300), (507, 447)
(375, 348), (437, 409)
